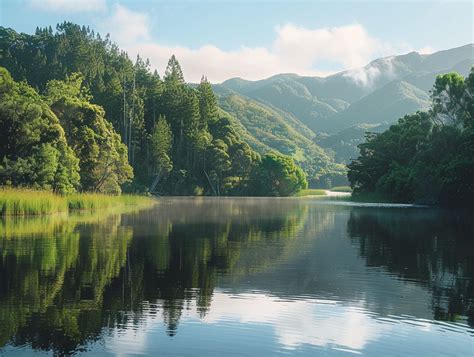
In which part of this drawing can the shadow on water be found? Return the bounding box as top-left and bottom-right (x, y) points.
(0, 198), (472, 355)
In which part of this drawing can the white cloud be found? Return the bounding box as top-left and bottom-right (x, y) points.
(273, 23), (381, 70)
(28, 0), (107, 12)
(343, 56), (397, 88)
(417, 46), (436, 54)
(101, 6), (417, 83)
(99, 4), (150, 45)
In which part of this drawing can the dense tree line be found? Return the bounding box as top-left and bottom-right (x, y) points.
(0, 23), (307, 196)
(348, 69), (474, 206)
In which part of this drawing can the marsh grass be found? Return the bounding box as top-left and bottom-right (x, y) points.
(294, 189), (327, 197)
(0, 188), (154, 216)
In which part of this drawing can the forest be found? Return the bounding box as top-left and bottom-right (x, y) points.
(348, 69), (474, 206)
(1, 23), (472, 204)
(0, 23), (307, 196)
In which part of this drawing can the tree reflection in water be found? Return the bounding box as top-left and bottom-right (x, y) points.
(0, 199), (473, 355)
(347, 208), (474, 327)
(0, 198), (310, 353)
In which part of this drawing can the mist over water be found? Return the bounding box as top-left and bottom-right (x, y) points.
(1, 198), (473, 356)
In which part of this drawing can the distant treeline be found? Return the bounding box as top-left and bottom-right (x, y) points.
(0, 23), (307, 196)
(348, 69), (474, 206)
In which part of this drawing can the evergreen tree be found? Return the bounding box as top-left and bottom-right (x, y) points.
(149, 115), (173, 192)
(197, 76), (218, 129)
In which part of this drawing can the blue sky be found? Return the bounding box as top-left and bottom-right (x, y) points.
(1, 1), (473, 82)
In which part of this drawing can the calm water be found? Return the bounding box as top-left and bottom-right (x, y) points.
(0, 197), (473, 356)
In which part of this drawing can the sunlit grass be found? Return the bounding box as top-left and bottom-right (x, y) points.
(293, 189), (327, 197)
(330, 186), (352, 192)
(0, 188), (155, 216)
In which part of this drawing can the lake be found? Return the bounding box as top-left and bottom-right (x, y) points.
(0, 197), (473, 356)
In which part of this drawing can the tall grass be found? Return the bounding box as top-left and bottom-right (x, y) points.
(293, 189), (327, 197)
(0, 188), (154, 216)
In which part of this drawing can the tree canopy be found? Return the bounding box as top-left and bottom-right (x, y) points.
(0, 24), (310, 196)
(250, 152), (308, 196)
(0, 67), (80, 193)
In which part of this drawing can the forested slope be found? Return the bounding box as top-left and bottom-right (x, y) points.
(0, 24), (310, 196)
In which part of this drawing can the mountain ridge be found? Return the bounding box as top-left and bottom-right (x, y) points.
(212, 44), (473, 164)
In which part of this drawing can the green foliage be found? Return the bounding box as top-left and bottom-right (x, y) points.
(218, 94), (347, 187)
(250, 152), (308, 196)
(198, 76), (218, 128)
(150, 115), (173, 176)
(0, 24), (312, 197)
(45, 73), (133, 193)
(431, 72), (472, 128)
(0, 67), (80, 193)
(348, 68), (474, 206)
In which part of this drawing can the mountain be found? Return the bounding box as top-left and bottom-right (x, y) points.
(215, 44), (473, 163)
(316, 123), (390, 164)
(216, 44), (473, 135)
(324, 80), (430, 133)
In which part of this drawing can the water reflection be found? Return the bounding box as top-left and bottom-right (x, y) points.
(0, 198), (473, 355)
(347, 208), (474, 326)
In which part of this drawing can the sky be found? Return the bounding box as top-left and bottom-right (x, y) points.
(1, 0), (473, 82)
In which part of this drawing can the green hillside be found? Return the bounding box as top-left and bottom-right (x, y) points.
(316, 123), (390, 163)
(325, 81), (431, 133)
(218, 94), (347, 185)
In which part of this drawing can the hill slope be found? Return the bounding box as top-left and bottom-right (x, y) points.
(218, 94), (346, 184)
(217, 44), (474, 135)
(323, 80), (431, 133)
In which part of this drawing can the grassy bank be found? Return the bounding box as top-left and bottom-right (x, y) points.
(294, 189), (327, 197)
(330, 186), (352, 193)
(0, 188), (155, 216)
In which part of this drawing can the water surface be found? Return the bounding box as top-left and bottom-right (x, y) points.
(1, 197), (473, 356)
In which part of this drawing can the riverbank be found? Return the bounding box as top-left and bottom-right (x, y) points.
(329, 186), (352, 193)
(294, 189), (352, 198)
(0, 188), (155, 216)
(293, 189), (326, 197)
